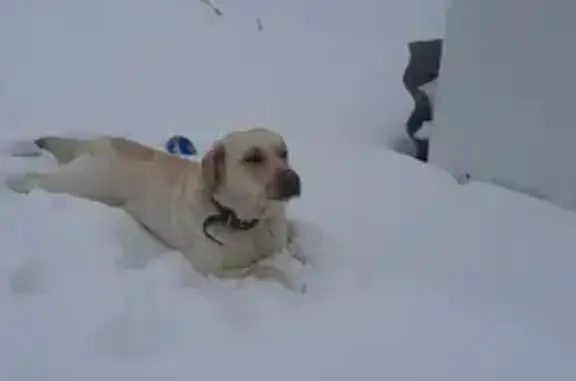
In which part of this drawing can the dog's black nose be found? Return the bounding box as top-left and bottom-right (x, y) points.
(277, 169), (301, 199)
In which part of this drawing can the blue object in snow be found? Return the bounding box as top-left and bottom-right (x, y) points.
(165, 135), (197, 156)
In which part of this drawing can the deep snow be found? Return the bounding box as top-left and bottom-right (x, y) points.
(1, 1), (576, 380)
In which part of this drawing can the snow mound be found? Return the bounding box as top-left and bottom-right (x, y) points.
(1, 138), (576, 380)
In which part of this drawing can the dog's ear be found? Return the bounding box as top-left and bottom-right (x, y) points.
(201, 141), (225, 191)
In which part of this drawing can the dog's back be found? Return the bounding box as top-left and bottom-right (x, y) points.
(28, 136), (197, 206)
(36, 135), (195, 182)
(32, 136), (202, 249)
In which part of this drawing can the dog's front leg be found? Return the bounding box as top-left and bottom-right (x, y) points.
(266, 216), (307, 265)
(248, 251), (307, 294)
(286, 219), (307, 265)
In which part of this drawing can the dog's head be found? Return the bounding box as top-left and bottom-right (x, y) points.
(201, 127), (301, 220)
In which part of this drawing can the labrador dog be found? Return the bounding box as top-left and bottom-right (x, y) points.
(5, 127), (306, 292)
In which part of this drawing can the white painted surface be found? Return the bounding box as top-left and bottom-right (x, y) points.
(429, 0), (576, 210)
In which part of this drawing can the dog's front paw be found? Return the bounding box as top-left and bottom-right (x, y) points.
(297, 280), (307, 295)
(288, 242), (307, 265)
(253, 250), (308, 294)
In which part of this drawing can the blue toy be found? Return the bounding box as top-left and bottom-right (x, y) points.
(165, 135), (197, 156)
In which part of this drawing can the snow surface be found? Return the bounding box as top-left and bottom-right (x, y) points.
(1, 1), (576, 380)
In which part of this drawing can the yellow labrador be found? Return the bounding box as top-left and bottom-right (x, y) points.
(5, 127), (306, 292)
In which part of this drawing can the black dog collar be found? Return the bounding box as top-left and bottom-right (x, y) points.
(202, 198), (260, 246)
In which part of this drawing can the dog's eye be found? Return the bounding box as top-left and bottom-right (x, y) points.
(278, 150), (288, 160)
(244, 152), (264, 165)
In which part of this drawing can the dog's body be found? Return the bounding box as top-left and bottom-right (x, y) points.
(6, 128), (305, 291)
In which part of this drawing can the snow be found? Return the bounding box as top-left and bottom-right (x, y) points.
(1, 0), (575, 380)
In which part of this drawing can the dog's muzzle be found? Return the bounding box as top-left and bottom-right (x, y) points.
(276, 169), (301, 200)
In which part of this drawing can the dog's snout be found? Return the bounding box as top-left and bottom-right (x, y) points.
(277, 169), (301, 199)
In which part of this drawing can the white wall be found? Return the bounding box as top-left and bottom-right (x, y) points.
(429, 0), (576, 211)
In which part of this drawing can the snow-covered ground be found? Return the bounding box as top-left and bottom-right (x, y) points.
(1, 1), (576, 380)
